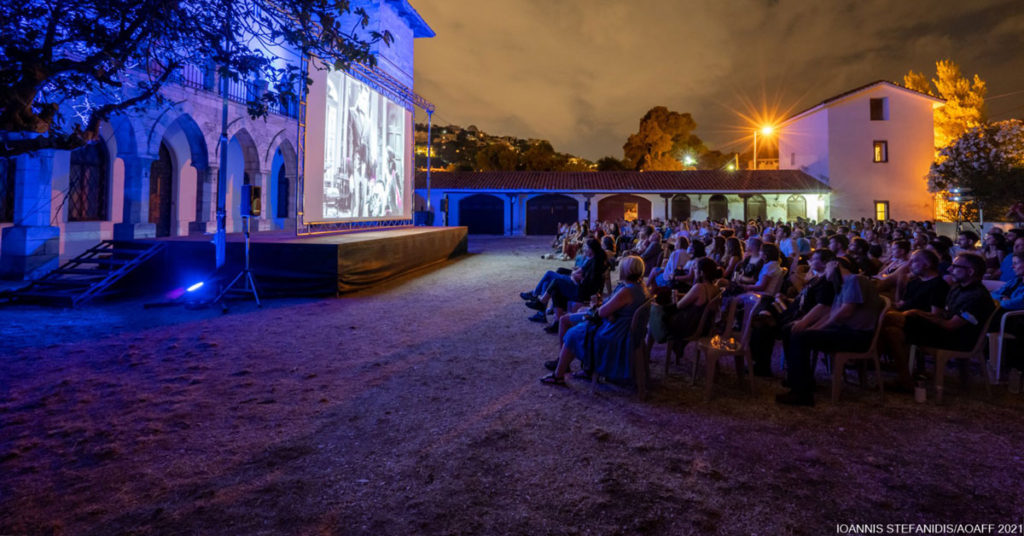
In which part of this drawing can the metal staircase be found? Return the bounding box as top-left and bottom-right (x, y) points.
(4, 240), (165, 307)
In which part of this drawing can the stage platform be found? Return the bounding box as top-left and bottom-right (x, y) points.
(131, 227), (468, 297)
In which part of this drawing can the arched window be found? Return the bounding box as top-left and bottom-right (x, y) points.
(276, 162), (289, 218)
(746, 194), (767, 222)
(0, 158), (14, 222)
(68, 142), (109, 221)
(708, 195), (728, 221)
(787, 194), (807, 221)
(671, 194), (691, 220)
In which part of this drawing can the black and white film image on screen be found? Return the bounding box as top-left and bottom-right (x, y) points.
(322, 72), (405, 220)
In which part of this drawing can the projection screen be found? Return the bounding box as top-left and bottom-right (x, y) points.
(303, 64), (413, 224)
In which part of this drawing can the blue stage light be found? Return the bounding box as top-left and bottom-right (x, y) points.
(187, 282), (205, 292)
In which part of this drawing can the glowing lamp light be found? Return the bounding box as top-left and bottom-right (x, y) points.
(187, 281), (205, 292)
(683, 156), (696, 166)
(760, 125), (774, 136)
(726, 163), (736, 171)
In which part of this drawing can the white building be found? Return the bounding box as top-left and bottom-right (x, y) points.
(0, 1), (433, 280)
(778, 80), (943, 221)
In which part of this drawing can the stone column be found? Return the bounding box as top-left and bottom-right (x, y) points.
(248, 171), (272, 231)
(189, 165), (217, 234)
(0, 149), (61, 279)
(660, 193), (674, 221)
(282, 173), (298, 231)
(113, 154), (157, 240)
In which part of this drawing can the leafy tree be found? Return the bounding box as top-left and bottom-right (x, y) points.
(927, 119), (1024, 217)
(475, 143), (518, 171)
(622, 106), (708, 170)
(596, 156), (629, 171)
(698, 150), (738, 170)
(520, 140), (560, 171)
(0, 0), (389, 157)
(904, 59), (987, 149)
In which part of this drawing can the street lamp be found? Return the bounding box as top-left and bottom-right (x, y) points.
(753, 125), (774, 170)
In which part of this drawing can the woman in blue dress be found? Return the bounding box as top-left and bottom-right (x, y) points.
(541, 255), (649, 386)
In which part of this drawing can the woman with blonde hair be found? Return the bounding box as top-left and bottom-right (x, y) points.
(541, 256), (649, 386)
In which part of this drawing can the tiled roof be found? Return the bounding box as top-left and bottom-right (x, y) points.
(785, 80), (945, 123)
(414, 170), (829, 193)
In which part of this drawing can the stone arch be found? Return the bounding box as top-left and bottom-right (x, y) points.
(458, 193), (504, 234)
(787, 194), (807, 221)
(107, 114), (141, 158)
(226, 128), (261, 231)
(148, 140), (176, 237)
(526, 194), (578, 235)
(746, 194), (767, 222)
(268, 138), (298, 225)
(598, 194), (651, 222)
(708, 194), (729, 221)
(671, 194), (691, 220)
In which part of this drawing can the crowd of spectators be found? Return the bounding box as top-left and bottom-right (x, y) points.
(526, 216), (1024, 405)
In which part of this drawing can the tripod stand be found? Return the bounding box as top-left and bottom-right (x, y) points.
(215, 213), (261, 307)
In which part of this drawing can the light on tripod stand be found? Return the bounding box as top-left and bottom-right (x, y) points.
(187, 281), (205, 292)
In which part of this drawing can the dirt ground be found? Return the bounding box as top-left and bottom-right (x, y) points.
(2, 236), (1023, 536)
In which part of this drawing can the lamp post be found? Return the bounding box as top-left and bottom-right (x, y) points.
(752, 125), (774, 170)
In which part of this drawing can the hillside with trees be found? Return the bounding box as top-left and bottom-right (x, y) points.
(416, 107), (738, 173)
(414, 124), (594, 172)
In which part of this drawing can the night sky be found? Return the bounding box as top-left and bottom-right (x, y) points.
(412, 0), (1024, 161)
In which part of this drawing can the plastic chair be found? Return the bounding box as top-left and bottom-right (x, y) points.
(988, 310), (1024, 383)
(819, 297), (891, 403)
(655, 292), (722, 378)
(591, 298), (654, 398)
(694, 293), (761, 401)
(982, 280), (1007, 292)
(909, 309), (998, 403)
(766, 267), (788, 296)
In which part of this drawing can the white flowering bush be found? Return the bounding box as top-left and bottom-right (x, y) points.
(928, 119), (1024, 214)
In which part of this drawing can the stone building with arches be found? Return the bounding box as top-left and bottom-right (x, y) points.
(414, 170), (830, 235)
(0, 0), (433, 279)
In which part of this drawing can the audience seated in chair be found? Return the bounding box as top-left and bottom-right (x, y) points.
(541, 256), (650, 386)
(522, 238), (607, 331)
(776, 257), (885, 406)
(881, 252), (997, 392)
(749, 248), (838, 378)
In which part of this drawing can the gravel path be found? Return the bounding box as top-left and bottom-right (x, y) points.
(2, 236), (1023, 535)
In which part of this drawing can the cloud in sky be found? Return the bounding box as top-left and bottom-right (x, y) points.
(412, 0), (1024, 161)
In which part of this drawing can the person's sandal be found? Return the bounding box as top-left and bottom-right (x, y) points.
(571, 370), (592, 380)
(539, 373), (566, 386)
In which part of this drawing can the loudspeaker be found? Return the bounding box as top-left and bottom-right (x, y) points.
(241, 185), (261, 216)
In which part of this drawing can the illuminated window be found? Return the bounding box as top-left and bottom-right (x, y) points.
(875, 201), (889, 221)
(870, 98), (888, 120)
(873, 140), (888, 163)
(623, 202), (639, 222)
